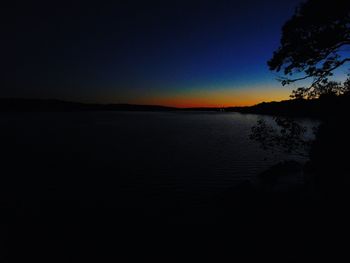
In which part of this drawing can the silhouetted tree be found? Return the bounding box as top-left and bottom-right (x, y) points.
(254, 0), (350, 199)
(268, 0), (350, 96)
(250, 117), (311, 156)
(254, 0), (350, 154)
(290, 80), (348, 99)
(341, 77), (350, 94)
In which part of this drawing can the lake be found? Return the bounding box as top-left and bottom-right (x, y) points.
(1, 111), (317, 222)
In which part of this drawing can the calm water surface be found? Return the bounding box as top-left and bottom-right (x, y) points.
(2, 111), (317, 213)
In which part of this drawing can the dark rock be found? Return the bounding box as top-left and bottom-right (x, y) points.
(257, 160), (304, 192)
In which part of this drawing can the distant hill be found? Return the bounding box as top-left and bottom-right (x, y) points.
(0, 98), (177, 112)
(0, 98), (225, 112)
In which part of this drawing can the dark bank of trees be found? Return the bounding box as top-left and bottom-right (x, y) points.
(251, 0), (350, 199)
(228, 89), (350, 118)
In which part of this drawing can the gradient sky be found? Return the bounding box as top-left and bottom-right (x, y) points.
(11, 0), (305, 107)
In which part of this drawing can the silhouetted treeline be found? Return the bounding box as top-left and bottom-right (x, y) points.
(228, 94), (350, 119)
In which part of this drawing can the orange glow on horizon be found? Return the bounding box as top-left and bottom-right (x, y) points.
(125, 87), (293, 108)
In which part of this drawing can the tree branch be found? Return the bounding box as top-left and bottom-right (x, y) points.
(278, 57), (350, 86)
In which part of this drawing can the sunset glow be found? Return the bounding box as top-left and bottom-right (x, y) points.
(113, 86), (293, 108)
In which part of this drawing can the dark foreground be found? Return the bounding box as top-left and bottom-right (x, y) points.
(2, 131), (350, 261)
(1, 153), (348, 255)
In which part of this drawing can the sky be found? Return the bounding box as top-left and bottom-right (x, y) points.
(11, 0), (305, 107)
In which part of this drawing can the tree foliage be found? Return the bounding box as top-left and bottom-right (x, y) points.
(268, 0), (350, 90)
(250, 0), (350, 205)
(251, 0), (350, 156)
(250, 117), (311, 156)
(290, 80), (350, 99)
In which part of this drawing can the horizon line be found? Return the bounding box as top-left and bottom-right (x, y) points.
(0, 97), (290, 109)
